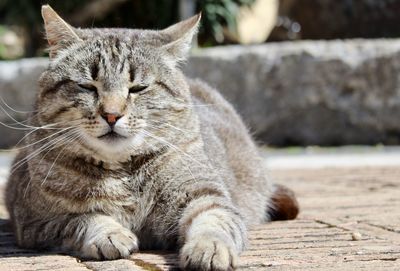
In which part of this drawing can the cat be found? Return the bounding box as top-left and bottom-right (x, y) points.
(5, 5), (298, 271)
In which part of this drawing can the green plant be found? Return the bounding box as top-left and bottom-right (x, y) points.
(197, 0), (256, 43)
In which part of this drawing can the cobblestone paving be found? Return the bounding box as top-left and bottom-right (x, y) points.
(0, 159), (399, 270)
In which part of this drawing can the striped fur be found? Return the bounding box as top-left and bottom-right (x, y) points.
(5, 5), (298, 271)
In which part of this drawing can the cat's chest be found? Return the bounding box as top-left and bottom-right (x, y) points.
(82, 171), (152, 201)
(97, 177), (157, 229)
(41, 167), (156, 218)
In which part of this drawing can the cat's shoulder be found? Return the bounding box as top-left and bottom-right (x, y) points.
(187, 78), (227, 106)
(187, 78), (239, 117)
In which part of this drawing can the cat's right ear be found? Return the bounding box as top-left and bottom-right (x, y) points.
(160, 13), (201, 64)
(41, 5), (82, 58)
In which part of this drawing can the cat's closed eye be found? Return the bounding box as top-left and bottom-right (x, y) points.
(129, 85), (148, 94)
(78, 83), (97, 92)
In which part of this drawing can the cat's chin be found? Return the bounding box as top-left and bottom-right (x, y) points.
(80, 132), (146, 162)
(98, 131), (127, 141)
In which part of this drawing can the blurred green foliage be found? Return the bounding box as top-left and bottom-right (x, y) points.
(0, 25), (6, 59)
(0, 0), (255, 58)
(198, 0), (255, 44)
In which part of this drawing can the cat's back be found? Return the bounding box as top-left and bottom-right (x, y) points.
(188, 79), (246, 138)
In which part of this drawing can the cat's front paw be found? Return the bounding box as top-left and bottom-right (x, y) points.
(80, 221), (138, 260)
(180, 236), (237, 271)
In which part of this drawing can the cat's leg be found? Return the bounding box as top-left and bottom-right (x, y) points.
(178, 195), (247, 271)
(14, 212), (138, 260)
(73, 214), (139, 259)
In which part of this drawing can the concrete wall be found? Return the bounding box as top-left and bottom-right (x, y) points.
(2, 39), (400, 147)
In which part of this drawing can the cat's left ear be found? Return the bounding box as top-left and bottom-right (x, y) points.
(41, 5), (82, 58)
(160, 13), (201, 63)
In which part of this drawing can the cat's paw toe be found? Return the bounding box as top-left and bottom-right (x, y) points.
(180, 237), (237, 271)
(81, 227), (138, 260)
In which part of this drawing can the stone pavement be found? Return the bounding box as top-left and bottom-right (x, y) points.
(0, 150), (399, 270)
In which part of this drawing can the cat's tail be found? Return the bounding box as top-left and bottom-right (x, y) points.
(267, 184), (299, 221)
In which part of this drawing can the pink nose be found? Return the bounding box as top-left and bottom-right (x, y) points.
(101, 113), (122, 127)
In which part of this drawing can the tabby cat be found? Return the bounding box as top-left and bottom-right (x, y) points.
(5, 5), (298, 270)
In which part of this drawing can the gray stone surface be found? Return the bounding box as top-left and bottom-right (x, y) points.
(186, 39), (400, 145)
(2, 39), (400, 147)
(0, 58), (48, 148)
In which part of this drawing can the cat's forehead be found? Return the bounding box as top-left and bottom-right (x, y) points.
(50, 33), (163, 87)
(54, 30), (161, 70)
(60, 28), (171, 66)
(77, 28), (170, 47)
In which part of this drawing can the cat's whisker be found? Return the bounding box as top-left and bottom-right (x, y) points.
(29, 133), (74, 177)
(147, 121), (192, 135)
(11, 132), (73, 173)
(12, 127), (75, 151)
(7, 112), (58, 129)
(147, 101), (218, 110)
(178, 103), (218, 108)
(2, 110), (45, 128)
(10, 119), (83, 150)
(15, 127), (55, 148)
(144, 124), (229, 172)
(0, 96), (37, 114)
(141, 137), (158, 154)
(41, 132), (83, 187)
(23, 130), (82, 197)
(34, 134), (81, 188)
(145, 124), (202, 146)
(0, 104), (77, 131)
(141, 129), (206, 168)
(0, 104), (42, 130)
(0, 120), (38, 131)
(11, 129), (81, 174)
(0, 117), (75, 132)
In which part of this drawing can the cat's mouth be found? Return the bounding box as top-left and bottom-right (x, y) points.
(98, 131), (126, 140)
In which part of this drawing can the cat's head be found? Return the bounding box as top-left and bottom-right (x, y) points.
(36, 5), (200, 162)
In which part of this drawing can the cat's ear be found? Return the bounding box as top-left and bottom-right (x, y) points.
(161, 13), (201, 63)
(41, 5), (82, 58)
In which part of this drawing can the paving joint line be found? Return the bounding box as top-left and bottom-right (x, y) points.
(362, 221), (400, 234)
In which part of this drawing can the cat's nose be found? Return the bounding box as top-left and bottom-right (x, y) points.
(101, 112), (123, 128)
